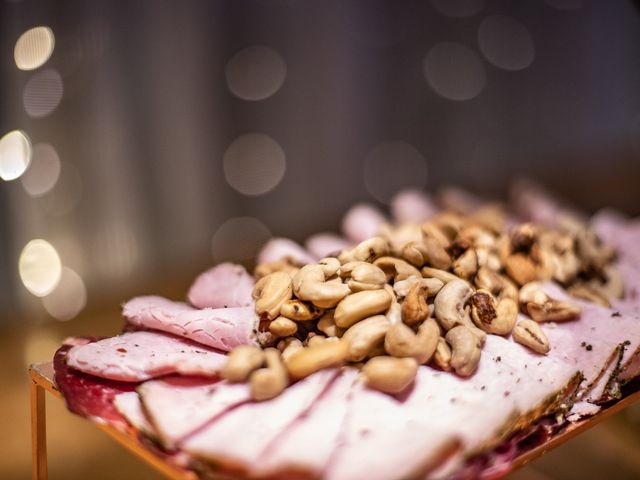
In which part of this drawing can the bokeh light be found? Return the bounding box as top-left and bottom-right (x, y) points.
(225, 46), (287, 101)
(223, 133), (286, 196)
(364, 141), (428, 204)
(424, 42), (486, 101)
(0, 130), (32, 181)
(20, 143), (61, 197)
(23, 68), (64, 118)
(478, 15), (535, 71)
(211, 217), (271, 263)
(19, 239), (62, 297)
(430, 0), (485, 18)
(42, 266), (87, 321)
(14, 26), (55, 71)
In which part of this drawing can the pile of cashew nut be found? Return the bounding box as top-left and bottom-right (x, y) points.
(222, 207), (624, 400)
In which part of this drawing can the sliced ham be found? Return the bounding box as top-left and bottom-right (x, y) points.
(123, 296), (257, 351)
(257, 237), (317, 265)
(326, 381), (460, 480)
(391, 189), (437, 223)
(187, 263), (254, 309)
(66, 331), (227, 382)
(305, 232), (352, 259)
(341, 203), (387, 244)
(113, 392), (157, 437)
(181, 369), (338, 474)
(138, 376), (251, 449)
(256, 369), (358, 478)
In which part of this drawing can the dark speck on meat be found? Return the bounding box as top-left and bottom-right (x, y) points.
(586, 344), (593, 351)
(611, 311), (621, 317)
(450, 398), (456, 404)
(481, 385), (486, 390)
(581, 342), (586, 347)
(116, 348), (127, 353)
(504, 391), (510, 397)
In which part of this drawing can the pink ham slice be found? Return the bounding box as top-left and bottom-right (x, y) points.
(326, 383), (460, 480)
(305, 233), (352, 259)
(257, 237), (317, 265)
(181, 368), (338, 474)
(187, 263), (254, 309)
(255, 369), (358, 478)
(123, 296), (257, 352)
(391, 189), (437, 223)
(138, 376), (251, 449)
(341, 203), (387, 244)
(66, 331), (227, 382)
(113, 392), (157, 437)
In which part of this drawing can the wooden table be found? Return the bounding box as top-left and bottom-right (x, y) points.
(29, 362), (640, 480)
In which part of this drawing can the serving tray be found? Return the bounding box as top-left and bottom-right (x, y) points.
(28, 362), (640, 480)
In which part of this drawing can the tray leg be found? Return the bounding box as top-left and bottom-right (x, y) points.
(31, 380), (47, 480)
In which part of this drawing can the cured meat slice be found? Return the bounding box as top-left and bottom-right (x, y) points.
(391, 189), (437, 223)
(305, 233), (352, 259)
(54, 338), (134, 428)
(181, 369), (338, 474)
(66, 331), (227, 382)
(255, 369), (358, 478)
(123, 296), (257, 351)
(187, 263), (254, 309)
(138, 376), (251, 449)
(341, 203), (387, 244)
(113, 392), (157, 437)
(326, 381), (460, 480)
(257, 237), (317, 265)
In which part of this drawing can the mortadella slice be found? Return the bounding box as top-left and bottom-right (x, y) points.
(123, 296), (257, 351)
(257, 237), (317, 265)
(138, 376), (251, 449)
(341, 203), (387, 244)
(113, 392), (157, 437)
(305, 233), (352, 259)
(391, 189), (437, 223)
(66, 331), (227, 382)
(187, 263), (254, 309)
(181, 369), (338, 474)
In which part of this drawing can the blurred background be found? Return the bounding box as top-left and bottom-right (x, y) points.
(1, 0), (640, 478)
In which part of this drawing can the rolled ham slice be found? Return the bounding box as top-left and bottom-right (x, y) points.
(305, 232), (352, 259)
(391, 189), (437, 223)
(341, 203), (387, 244)
(181, 369), (338, 474)
(257, 237), (317, 265)
(138, 376), (251, 449)
(123, 296), (257, 352)
(187, 263), (254, 309)
(66, 331), (227, 382)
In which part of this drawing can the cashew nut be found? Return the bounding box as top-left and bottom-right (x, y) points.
(317, 311), (344, 337)
(361, 356), (418, 394)
(475, 267), (518, 302)
(385, 318), (439, 364)
(384, 284), (403, 325)
(433, 279), (474, 331)
(393, 276), (444, 298)
(250, 348), (289, 401)
(279, 338), (303, 363)
(504, 253), (540, 286)
(253, 272), (293, 320)
(293, 264), (351, 309)
(568, 283), (610, 308)
(401, 283), (430, 326)
(279, 299), (324, 321)
(338, 236), (389, 264)
(222, 345), (265, 382)
(519, 282), (581, 322)
(318, 257), (341, 278)
(400, 241), (430, 267)
(600, 266), (624, 300)
(421, 267), (460, 284)
(334, 288), (393, 328)
(340, 262), (386, 292)
(285, 339), (350, 379)
(373, 256), (422, 282)
(254, 260), (300, 280)
(433, 336), (452, 371)
(452, 248), (478, 280)
(512, 319), (550, 354)
(421, 221), (452, 247)
(446, 326), (481, 377)
(342, 315), (390, 362)
(469, 290), (517, 335)
(269, 316), (298, 337)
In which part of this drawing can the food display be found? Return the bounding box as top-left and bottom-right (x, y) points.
(53, 183), (640, 479)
